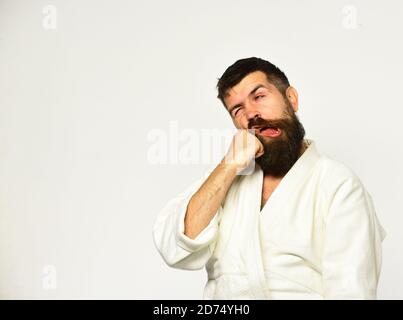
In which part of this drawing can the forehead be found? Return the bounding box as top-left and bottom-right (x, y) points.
(224, 71), (271, 104)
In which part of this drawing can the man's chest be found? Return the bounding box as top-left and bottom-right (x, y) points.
(260, 178), (282, 210)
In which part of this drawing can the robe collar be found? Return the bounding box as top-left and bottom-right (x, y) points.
(256, 138), (321, 213)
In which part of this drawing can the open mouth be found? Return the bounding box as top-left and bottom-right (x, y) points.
(255, 126), (282, 137)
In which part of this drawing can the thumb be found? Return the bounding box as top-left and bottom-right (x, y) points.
(255, 140), (264, 158)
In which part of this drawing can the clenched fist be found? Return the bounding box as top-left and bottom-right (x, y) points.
(223, 129), (264, 173)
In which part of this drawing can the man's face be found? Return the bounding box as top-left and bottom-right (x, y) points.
(223, 71), (306, 177)
(224, 70), (294, 129)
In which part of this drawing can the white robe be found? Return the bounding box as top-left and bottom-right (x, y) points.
(152, 139), (386, 299)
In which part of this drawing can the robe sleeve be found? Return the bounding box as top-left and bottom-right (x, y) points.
(322, 176), (386, 299)
(152, 170), (221, 270)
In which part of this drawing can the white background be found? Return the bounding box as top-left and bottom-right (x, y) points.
(0, 0), (402, 299)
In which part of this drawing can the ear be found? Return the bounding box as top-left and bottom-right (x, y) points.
(285, 86), (299, 112)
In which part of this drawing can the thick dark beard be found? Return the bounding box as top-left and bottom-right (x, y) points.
(249, 106), (306, 177)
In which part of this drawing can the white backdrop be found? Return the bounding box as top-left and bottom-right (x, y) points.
(0, 0), (402, 299)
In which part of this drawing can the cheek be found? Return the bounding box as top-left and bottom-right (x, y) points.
(232, 118), (240, 129)
(261, 105), (286, 120)
(237, 117), (249, 129)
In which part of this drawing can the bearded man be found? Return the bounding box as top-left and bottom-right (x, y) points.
(153, 57), (386, 299)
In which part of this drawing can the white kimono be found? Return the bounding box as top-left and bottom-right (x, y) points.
(153, 139), (386, 299)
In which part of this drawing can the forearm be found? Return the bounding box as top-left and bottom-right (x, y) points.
(184, 159), (238, 239)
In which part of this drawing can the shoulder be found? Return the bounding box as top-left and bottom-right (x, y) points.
(315, 156), (369, 204)
(317, 155), (362, 184)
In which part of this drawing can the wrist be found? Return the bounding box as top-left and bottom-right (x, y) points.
(220, 156), (245, 172)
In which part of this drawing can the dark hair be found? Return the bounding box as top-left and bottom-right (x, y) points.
(216, 57), (290, 108)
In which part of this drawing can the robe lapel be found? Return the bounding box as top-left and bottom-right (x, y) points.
(237, 165), (270, 299)
(259, 139), (321, 221)
(238, 139), (320, 299)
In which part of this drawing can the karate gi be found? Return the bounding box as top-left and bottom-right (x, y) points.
(153, 139), (386, 299)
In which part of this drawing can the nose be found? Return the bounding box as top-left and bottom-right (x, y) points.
(244, 101), (261, 121)
(246, 111), (261, 124)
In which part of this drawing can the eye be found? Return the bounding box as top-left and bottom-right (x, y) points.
(255, 95), (265, 100)
(233, 108), (240, 116)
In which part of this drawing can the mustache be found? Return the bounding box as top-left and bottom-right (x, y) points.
(247, 117), (285, 130)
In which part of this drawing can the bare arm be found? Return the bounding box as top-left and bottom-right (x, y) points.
(184, 160), (237, 239)
(184, 129), (263, 239)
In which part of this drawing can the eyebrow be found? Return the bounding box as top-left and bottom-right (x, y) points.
(228, 84), (267, 114)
